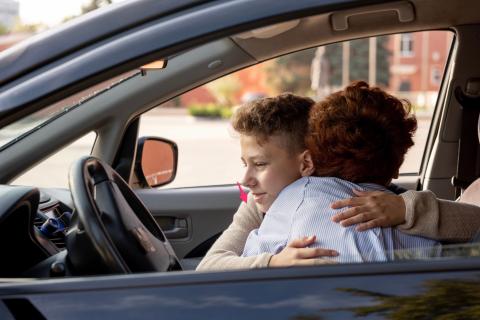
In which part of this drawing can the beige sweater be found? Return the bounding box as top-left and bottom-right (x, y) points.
(196, 190), (480, 271)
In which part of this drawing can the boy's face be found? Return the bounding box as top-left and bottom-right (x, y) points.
(240, 134), (304, 212)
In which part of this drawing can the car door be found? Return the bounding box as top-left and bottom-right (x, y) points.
(2, 259), (480, 319)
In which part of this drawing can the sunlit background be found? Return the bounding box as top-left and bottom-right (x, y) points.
(2, 0), (124, 28)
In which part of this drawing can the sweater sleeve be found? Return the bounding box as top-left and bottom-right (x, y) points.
(398, 190), (480, 242)
(196, 193), (272, 271)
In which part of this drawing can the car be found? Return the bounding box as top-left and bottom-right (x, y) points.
(1, 0), (480, 318)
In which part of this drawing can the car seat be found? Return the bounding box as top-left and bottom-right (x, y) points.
(458, 114), (480, 206)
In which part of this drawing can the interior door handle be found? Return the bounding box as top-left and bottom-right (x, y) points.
(162, 218), (188, 239)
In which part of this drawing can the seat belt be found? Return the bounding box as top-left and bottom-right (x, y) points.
(452, 79), (480, 197)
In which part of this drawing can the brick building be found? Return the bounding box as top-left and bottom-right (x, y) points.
(388, 31), (453, 107)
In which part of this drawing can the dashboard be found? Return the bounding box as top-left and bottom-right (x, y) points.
(0, 185), (74, 277)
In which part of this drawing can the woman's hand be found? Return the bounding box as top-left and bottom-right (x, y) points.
(268, 236), (338, 267)
(330, 189), (406, 231)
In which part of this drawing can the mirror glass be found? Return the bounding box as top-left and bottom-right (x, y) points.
(140, 139), (176, 187)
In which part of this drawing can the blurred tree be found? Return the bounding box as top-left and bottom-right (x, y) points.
(265, 48), (316, 96)
(265, 36), (391, 97)
(206, 75), (242, 106)
(324, 36), (391, 87)
(12, 21), (44, 33)
(0, 24), (8, 35)
(81, 0), (113, 14)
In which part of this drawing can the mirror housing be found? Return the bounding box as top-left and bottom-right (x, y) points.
(135, 137), (178, 188)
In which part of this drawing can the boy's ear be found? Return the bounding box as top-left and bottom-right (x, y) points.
(298, 150), (315, 177)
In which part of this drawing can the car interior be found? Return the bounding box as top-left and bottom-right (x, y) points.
(1, 0), (480, 278)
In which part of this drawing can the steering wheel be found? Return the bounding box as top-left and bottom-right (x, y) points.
(68, 156), (181, 274)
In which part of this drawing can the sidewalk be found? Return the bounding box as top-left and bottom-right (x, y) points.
(149, 107), (189, 116)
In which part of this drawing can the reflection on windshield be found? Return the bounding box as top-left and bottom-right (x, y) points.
(0, 70), (139, 151)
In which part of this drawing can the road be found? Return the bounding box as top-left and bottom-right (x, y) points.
(11, 112), (430, 189)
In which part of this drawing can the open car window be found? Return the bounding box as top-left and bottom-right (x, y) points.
(140, 30), (454, 189)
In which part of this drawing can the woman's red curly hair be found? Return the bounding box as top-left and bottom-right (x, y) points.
(307, 81), (417, 186)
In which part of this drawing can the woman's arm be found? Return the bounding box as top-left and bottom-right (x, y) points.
(331, 189), (480, 242)
(399, 190), (480, 242)
(196, 194), (272, 271)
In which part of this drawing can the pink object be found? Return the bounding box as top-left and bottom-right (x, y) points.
(236, 182), (248, 203)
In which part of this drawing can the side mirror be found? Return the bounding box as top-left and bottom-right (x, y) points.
(135, 137), (178, 188)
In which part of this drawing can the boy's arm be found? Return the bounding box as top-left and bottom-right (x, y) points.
(196, 193), (272, 271)
(399, 190), (480, 242)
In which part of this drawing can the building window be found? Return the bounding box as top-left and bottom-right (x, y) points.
(400, 33), (414, 57)
(399, 80), (411, 92)
(431, 67), (442, 86)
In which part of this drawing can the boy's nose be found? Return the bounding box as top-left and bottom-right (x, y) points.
(241, 168), (256, 188)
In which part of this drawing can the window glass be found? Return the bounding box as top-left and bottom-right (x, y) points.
(0, 71), (138, 151)
(140, 30), (453, 189)
(12, 132), (96, 188)
(400, 33), (414, 57)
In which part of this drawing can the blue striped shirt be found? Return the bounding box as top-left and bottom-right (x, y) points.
(242, 177), (440, 263)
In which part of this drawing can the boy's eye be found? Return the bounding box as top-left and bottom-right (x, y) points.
(255, 162), (267, 167)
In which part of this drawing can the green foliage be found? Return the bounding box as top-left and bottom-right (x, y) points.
(0, 24), (8, 35)
(188, 103), (232, 119)
(12, 22), (43, 33)
(62, 0), (114, 23)
(81, 0), (113, 14)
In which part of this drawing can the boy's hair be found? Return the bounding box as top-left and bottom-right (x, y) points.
(307, 81), (417, 186)
(231, 93), (315, 153)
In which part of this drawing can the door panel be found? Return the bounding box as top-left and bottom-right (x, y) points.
(136, 185), (241, 260)
(393, 175), (420, 191)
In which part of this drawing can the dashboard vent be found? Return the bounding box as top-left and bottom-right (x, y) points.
(34, 216), (66, 250)
(48, 236), (66, 250)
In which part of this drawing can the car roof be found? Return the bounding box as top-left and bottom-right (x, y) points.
(0, 0), (206, 87)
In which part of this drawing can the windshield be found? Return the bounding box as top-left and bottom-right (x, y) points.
(0, 70), (139, 151)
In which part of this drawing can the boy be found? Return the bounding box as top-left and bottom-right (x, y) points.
(239, 81), (438, 263)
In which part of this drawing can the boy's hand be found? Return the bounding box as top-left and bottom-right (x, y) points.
(330, 189), (406, 231)
(268, 236), (338, 267)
